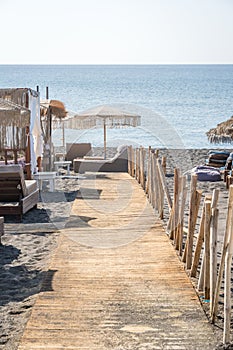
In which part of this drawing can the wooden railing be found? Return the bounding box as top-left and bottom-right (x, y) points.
(128, 145), (233, 345)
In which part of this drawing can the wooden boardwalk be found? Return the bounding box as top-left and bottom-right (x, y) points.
(19, 173), (219, 350)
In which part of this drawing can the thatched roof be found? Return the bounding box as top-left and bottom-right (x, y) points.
(207, 116), (233, 144)
(0, 98), (30, 127)
(40, 99), (67, 119)
(0, 98), (30, 149)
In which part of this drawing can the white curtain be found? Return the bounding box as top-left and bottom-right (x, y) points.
(29, 91), (43, 173)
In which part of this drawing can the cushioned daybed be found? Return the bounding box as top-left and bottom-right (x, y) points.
(0, 165), (39, 221)
(192, 165), (221, 182)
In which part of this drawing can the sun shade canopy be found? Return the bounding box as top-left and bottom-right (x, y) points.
(64, 105), (141, 129)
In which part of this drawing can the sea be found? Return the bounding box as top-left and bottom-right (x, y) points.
(1, 64), (233, 149)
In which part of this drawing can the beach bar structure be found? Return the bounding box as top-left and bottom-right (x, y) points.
(0, 88), (43, 177)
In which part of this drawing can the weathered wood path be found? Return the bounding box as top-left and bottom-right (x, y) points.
(19, 173), (219, 349)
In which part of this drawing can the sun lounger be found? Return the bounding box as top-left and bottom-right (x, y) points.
(0, 165), (39, 221)
(65, 143), (92, 163)
(73, 145), (128, 173)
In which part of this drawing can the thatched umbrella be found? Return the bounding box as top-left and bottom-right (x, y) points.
(40, 99), (67, 119)
(40, 99), (67, 144)
(65, 105), (141, 158)
(40, 99), (67, 170)
(207, 116), (233, 144)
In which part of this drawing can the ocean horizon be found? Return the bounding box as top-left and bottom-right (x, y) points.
(1, 64), (233, 149)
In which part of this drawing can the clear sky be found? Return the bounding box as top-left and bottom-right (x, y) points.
(1, 0), (233, 64)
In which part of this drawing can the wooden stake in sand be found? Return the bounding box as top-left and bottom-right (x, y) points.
(185, 175), (202, 269)
(157, 159), (173, 212)
(191, 201), (205, 278)
(210, 207), (219, 315)
(224, 210), (233, 345)
(127, 146), (132, 176)
(204, 200), (211, 300)
(169, 168), (180, 241)
(212, 185), (233, 325)
(145, 146), (151, 194)
(176, 175), (187, 254)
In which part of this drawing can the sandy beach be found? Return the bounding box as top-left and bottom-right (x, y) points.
(0, 147), (231, 349)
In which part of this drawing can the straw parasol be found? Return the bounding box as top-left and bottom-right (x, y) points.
(40, 99), (67, 145)
(40, 99), (67, 119)
(207, 115), (233, 144)
(40, 99), (67, 170)
(65, 105), (141, 158)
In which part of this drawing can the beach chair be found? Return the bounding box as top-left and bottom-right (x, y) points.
(73, 145), (128, 173)
(0, 165), (39, 221)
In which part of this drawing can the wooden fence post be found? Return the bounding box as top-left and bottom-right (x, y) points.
(204, 200), (211, 300)
(131, 147), (135, 178)
(146, 146), (151, 194)
(162, 156), (166, 175)
(185, 175), (202, 269)
(128, 146), (132, 176)
(141, 148), (146, 190)
(211, 186), (233, 324)
(224, 216), (233, 345)
(197, 196), (212, 292)
(210, 207), (219, 315)
(157, 159), (173, 212)
(176, 175), (187, 254)
(150, 152), (155, 207)
(138, 148), (141, 184)
(157, 160), (164, 219)
(191, 201), (205, 277)
(139, 146), (143, 186)
(169, 168), (180, 241)
(148, 150), (153, 204)
(153, 152), (159, 210)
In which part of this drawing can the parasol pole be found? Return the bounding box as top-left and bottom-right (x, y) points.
(104, 119), (107, 159)
(62, 119), (65, 149)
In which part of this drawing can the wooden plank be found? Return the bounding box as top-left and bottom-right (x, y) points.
(18, 173), (218, 350)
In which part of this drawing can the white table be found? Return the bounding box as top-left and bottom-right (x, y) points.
(33, 172), (57, 192)
(54, 161), (72, 176)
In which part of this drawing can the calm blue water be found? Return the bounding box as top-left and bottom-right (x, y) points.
(1, 64), (233, 149)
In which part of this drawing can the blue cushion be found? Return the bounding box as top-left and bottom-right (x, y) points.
(192, 166), (221, 182)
